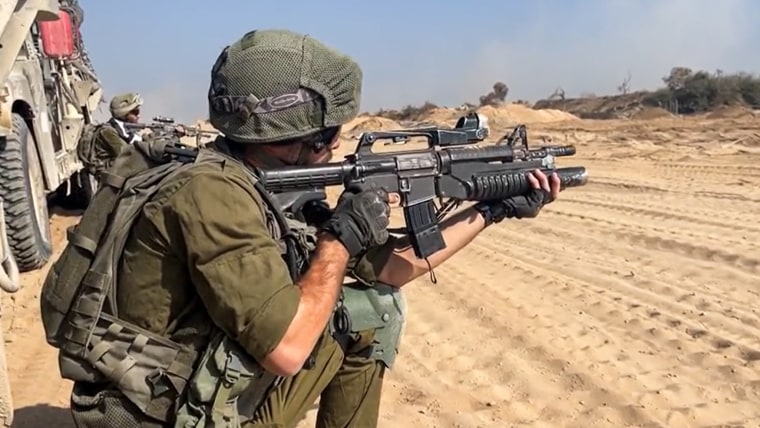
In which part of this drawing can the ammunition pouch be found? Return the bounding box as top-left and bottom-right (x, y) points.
(174, 333), (280, 428)
(330, 282), (406, 369)
(60, 312), (198, 423)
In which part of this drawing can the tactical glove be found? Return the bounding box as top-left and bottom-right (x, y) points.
(321, 186), (391, 257)
(474, 187), (555, 226)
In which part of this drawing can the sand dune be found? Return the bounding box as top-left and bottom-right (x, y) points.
(3, 113), (760, 427)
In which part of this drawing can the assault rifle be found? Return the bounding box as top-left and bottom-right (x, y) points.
(125, 116), (220, 145)
(252, 112), (588, 260)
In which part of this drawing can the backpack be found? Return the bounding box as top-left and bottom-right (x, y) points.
(75, 122), (106, 174)
(41, 138), (207, 421)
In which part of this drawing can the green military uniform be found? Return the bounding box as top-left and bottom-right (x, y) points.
(79, 92), (145, 179)
(87, 124), (130, 175)
(59, 30), (406, 428)
(98, 139), (396, 427)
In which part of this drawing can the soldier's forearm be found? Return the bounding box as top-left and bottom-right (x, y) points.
(261, 234), (348, 376)
(377, 206), (486, 287)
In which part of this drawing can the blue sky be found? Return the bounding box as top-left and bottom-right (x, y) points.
(79, 0), (760, 123)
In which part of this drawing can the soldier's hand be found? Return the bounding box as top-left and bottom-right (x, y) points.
(174, 125), (186, 136)
(475, 169), (561, 225)
(322, 186), (391, 257)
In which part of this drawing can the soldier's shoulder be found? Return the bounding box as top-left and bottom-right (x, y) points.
(167, 154), (261, 202)
(185, 152), (252, 180)
(95, 123), (119, 136)
(140, 157), (261, 221)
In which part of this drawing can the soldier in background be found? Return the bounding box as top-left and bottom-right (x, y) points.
(77, 92), (186, 180)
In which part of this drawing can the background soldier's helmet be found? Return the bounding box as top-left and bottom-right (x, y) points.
(109, 92), (143, 119)
(207, 29), (363, 144)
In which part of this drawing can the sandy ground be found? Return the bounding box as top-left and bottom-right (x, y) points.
(3, 111), (760, 427)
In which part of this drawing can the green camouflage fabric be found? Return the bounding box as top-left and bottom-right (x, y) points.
(207, 29), (362, 144)
(111, 140), (394, 349)
(247, 327), (387, 427)
(77, 122), (130, 178)
(46, 131), (404, 427)
(112, 139), (398, 426)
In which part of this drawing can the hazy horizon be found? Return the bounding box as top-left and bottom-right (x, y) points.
(78, 0), (760, 123)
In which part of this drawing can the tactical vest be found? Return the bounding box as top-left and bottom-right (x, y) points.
(40, 139), (315, 427)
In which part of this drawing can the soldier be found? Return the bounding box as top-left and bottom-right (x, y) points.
(77, 92), (185, 180)
(105, 93), (187, 142)
(66, 29), (560, 427)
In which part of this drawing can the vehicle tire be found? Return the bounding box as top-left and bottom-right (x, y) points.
(0, 113), (53, 271)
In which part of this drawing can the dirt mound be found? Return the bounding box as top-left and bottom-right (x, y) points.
(474, 103), (579, 127)
(704, 104), (756, 119)
(630, 106), (675, 120)
(413, 107), (462, 126)
(384, 103), (580, 129)
(533, 91), (653, 119)
(344, 115), (402, 134)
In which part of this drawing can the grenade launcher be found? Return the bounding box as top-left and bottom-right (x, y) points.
(254, 112), (588, 260)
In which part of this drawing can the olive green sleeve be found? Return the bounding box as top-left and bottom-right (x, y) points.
(97, 127), (128, 157)
(170, 169), (301, 363)
(346, 236), (399, 286)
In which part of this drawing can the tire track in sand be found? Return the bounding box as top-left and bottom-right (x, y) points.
(523, 213), (760, 328)
(471, 168), (760, 425)
(652, 162), (760, 179)
(516, 185), (760, 340)
(588, 162), (760, 199)
(379, 249), (668, 428)
(545, 207), (760, 275)
(561, 194), (760, 236)
(472, 231), (760, 427)
(483, 225), (760, 366)
(586, 178), (760, 204)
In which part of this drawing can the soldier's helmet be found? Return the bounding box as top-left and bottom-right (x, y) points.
(109, 92), (143, 119)
(207, 29), (362, 144)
